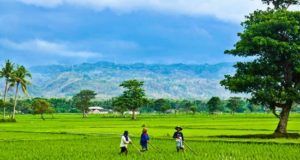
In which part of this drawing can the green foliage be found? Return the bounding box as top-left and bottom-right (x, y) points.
(73, 90), (97, 118)
(0, 60), (15, 119)
(117, 79), (147, 119)
(160, 103), (171, 113)
(207, 97), (221, 114)
(182, 100), (193, 112)
(190, 105), (197, 114)
(90, 99), (113, 109)
(2, 97), (272, 114)
(262, 0), (300, 9)
(193, 100), (207, 112)
(16, 99), (32, 114)
(11, 65), (32, 95)
(48, 98), (74, 113)
(32, 99), (54, 120)
(221, 10), (300, 105)
(247, 102), (262, 112)
(0, 60), (14, 80)
(112, 96), (127, 116)
(153, 98), (167, 111)
(0, 99), (13, 109)
(10, 65), (31, 120)
(226, 97), (242, 114)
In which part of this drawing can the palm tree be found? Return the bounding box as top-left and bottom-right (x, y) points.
(10, 65), (31, 119)
(0, 60), (14, 119)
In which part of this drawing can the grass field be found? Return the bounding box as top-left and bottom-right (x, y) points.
(0, 113), (300, 159)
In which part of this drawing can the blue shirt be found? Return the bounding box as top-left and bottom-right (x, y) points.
(140, 133), (149, 145)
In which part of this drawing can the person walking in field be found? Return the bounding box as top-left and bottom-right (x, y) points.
(173, 126), (184, 152)
(120, 131), (132, 155)
(140, 128), (150, 152)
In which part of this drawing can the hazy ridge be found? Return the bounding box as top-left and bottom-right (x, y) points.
(26, 62), (236, 99)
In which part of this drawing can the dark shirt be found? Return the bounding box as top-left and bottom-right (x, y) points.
(173, 131), (184, 141)
(140, 133), (149, 145)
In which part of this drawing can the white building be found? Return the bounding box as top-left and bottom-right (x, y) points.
(88, 106), (112, 114)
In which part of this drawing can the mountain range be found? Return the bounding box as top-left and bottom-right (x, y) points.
(23, 62), (237, 99)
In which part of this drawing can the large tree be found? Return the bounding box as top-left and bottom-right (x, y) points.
(73, 90), (96, 118)
(0, 60), (14, 119)
(220, 6), (300, 135)
(119, 80), (147, 120)
(10, 65), (31, 120)
(32, 99), (54, 120)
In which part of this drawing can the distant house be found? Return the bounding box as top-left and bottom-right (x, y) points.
(88, 106), (112, 114)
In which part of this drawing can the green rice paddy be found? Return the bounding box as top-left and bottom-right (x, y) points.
(0, 113), (299, 159)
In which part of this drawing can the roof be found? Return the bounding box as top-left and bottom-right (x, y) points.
(88, 106), (104, 110)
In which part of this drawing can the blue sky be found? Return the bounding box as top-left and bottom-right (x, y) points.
(0, 0), (268, 66)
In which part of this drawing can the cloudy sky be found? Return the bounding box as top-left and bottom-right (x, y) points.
(0, 0), (269, 66)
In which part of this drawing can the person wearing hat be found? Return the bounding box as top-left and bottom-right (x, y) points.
(140, 128), (150, 152)
(120, 131), (132, 155)
(173, 126), (184, 152)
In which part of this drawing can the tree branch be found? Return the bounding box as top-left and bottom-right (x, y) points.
(272, 107), (280, 118)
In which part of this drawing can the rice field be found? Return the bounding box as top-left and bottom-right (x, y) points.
(0, 113), (300, 160)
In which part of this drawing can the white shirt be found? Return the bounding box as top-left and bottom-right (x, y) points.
(120, 135), (131, 148)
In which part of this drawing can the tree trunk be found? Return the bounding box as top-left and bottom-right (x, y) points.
(12, 83), (19, 120)
(41, 113), (45, 120)
(274, 105), (292, 135)
(131, 110), (136, 120)
(2, 80), (8, 119)
(82, 108), (88, 118)
(83, 110), (85, 118)
(85, 111), (88, 118)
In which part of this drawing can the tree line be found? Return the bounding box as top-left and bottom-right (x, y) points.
(6, 91), (300, 119)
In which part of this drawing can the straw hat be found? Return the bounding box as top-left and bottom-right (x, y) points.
(175, 126), (183, 131)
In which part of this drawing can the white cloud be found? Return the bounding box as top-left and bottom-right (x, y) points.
(0, 39), (101, 58)
(17, 0), (269, 22)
